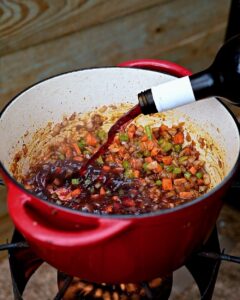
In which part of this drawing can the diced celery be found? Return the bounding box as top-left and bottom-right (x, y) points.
(158, 138), (164, 145)
(196, 172), (203, 179)
(174, 144), (182, 152)
(143, 162), (149, 172)
(124, 169), (134, 179)
(71, 178), (80, 185)
(143, 150), (151, 157)
(96, 156), (104, 165)
(59, 154), (65, 160)
(123, 160), (130, 169)
(155, 180), (162, 186)
(184, 172), (191, 179)
(144, 125), (153, 140)
(166, 165), (174, 172)
(179, 156), (188, 163)
(97, 129), (107, 141)
(78, 138), (85, 149)
(161, 141), (172, 152)
(173, 167), (182, 174)
(119, 133), (129, 142)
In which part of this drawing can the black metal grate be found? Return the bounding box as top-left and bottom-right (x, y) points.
(1, 227), (237, 300)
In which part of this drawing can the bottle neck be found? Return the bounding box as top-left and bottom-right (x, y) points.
(189, 69), (216, 100)
(138, 69), (218, 114)
(138, 76), (197, 114)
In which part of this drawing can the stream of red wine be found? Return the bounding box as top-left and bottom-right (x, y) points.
(79, 104), (142, 175)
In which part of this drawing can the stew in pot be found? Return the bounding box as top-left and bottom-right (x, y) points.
(19, 104), (211, 215)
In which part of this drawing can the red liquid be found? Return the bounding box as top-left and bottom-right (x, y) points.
(79, 104), (142, 175)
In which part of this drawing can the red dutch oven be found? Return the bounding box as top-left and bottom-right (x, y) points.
(0, 60), (239, 283)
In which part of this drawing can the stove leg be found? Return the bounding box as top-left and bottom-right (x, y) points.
(185, 227), (221, 300)
(8, 229), (44, 299)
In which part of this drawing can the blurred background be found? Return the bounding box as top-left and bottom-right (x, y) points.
(0, 1), (239, 299)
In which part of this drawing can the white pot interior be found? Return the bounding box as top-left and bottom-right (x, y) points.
(0, 67), (239, 190)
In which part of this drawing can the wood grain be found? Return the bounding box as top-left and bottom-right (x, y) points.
(0, 0), (166, 56)
(0, 0), (231, 111)
(0, 185), (13, 261)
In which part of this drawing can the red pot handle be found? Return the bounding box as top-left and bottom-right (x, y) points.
(7, 184), (132, 247)
(118, 59), (192, 77)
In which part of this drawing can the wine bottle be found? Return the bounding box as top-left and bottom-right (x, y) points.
(138, 34), (240, 114)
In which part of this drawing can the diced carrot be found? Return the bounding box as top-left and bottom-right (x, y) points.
(179, 192), (193, 199)
(118, 146), (126, 157)
(197, 179), (204, 185)
(123, 198), (135, 207)
(72, 143), (81, 155)
(133, 170), (140, 178)
(173, 178), (187, 185)
(112, 196), (120, 201)
(159, 124), (169, 132)
(173, 132), (184, 144)
(162, 156), (172, 165)
(140, 141), (149, 151)
(71, 188), (81, 197)
(151, 147), (159, 156)
(189, 166), (197, 175)
(155, 164), (163, 173)
(128, 131), (135, 139)
(147, 140), (155, 151)
(141, 135), (148, 142)
(73, 156), (84, 162)
(86, 133), (97, 146)
(145, 157), (153, 163)
(127, 125), (136, 139)
(103, 165), (111, 172)
(65, 147), (72, 159)
(109, 143), (119, 152)
(105, 154), (114, 162)
(91, 194), (101, 200)
(162, 178), (173, 191)
(128, 124), (136, 133)
(113, 135), (120, 144)
(182, 147), (191, 155)
(104, 205), (113, 213)
(53, 178), (61, 186)
(100, 187), (106, 195)
(155, 154), (163, 162)
(131, 158), (142, 170)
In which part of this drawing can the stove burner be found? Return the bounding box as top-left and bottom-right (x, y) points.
(57, 273), (172, 300)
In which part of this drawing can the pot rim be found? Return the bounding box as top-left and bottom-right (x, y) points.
(1, 66), (240, 220)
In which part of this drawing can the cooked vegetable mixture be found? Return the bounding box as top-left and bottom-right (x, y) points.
(23, 112), (211, 215)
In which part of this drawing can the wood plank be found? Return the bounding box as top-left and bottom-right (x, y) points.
(0, 0), (165, 56)
(0, 185), (13, 261)
(0, 214), (13, 261)
(0, 0), (231, 110)
(0, 185), (7, 219)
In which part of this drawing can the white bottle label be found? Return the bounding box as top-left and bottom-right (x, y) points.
(151, 76), (196, 112)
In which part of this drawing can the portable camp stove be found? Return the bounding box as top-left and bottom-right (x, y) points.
(0, 225), (238, 300)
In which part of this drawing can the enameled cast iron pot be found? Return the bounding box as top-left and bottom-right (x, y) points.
(0, 60), (239, 283)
